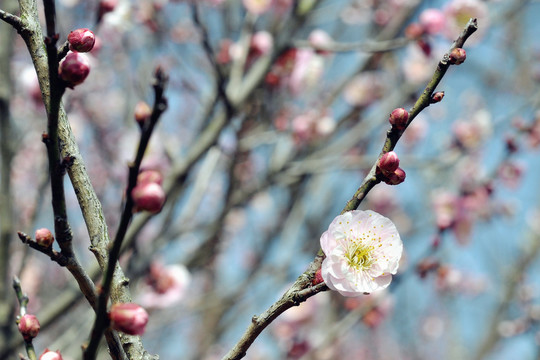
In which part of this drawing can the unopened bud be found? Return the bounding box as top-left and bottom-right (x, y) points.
(137, 170), (163, 186)
(377, 151), (400, 175)
(35, 228), (54, 248)
(109, 303), (149, 335)
(132, 182), (166, 213)
(59, 52), (90, 87)
(68, 28), (95, 52)
(449, 48), (466, 65)
(39, 349), (63, 360)
(431, 91), (444, 103)
(134, 101), (152, 126)
(389, 108), (409, 130)
(18, 314), (40, 340)
(384, 167), (406, 185)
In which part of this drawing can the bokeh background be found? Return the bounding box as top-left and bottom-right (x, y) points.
(2, 0), (540, 359)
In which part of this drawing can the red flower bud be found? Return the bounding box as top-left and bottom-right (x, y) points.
(35, 228), (54, 248)
(378, 151), (400, 175)
(109, 303), (148, 335)
(384, 167), (406, 185)
(389, 108), (409, 130)
(137, 170), (163, 186)
(68, 28), (95, 53)
(59, 52), (90, 87)
(449, 48), (466, 65)
(132, 182), (166, 213)
(431, 91), (444, 103)
(18, 314), (40, 340)
(39, 349), (63, 360)
(134, 101), (152, 126)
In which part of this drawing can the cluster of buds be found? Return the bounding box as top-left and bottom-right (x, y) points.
(132, 170), (166, 213)
(40, 350), (63, 360)
(376, 151), (406, 185)
(388, 108), (409, 131)
(59, 28), (96, 87)
(35, 228), (54, 248)
(109, 303), (149, 335)
(18, 314), (40, 341)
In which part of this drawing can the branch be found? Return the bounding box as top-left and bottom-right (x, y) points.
(0, 8), (24, 33)
(222, 18), (479, 360)
(84, 68), (168, 360)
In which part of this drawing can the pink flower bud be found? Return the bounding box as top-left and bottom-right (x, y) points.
(67, 28), (95, 53)
(39, 349), (63, 360)
(18, 314), (40, 340)
(378, 151), (400, 175)
(59, 52), (90, 87)
(137, 170), (163, 186)
(134, 101), (152, 126)
(431, 91), (444, 103)
(449, 48), (466, 65)
(389, 108), (409, 130)
(132, 182), (166, 213)
(384, 167), (406, 185)
(35, 228), (54, 248)
(109, 303), (149, 335)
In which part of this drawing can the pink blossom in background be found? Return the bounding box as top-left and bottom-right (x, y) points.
(291, 110), (335, 144)
(343, 72), (386, 107)
(431, 190), (459, 230)
(320, 210), (403, 296)
(443, 0), (488, 43)
(288, 49), (324, 95)
(250, 31), (273, 56)
(497, 160), (525, 189)
(308, 29), (333, 53)
(419, 8), (446, 35)
(138, 263), (191, 308)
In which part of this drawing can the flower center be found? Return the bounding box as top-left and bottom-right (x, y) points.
(345, 241), (374, 270)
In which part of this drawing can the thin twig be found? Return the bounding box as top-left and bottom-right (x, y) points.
(0, 8), (24, 33)
(84, 68), (168, 360)
(13, 277), (37, 360)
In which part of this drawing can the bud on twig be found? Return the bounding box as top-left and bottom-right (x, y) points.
(389, 108), (409, 130)
(134, 101), (152, 127)
(132, 182), (166, 213)
(377, 151), (400, 175)
(59, 52), (90, 87)
(449, 48), (466, 65)
(18, 314), (40, 340)
(431, 91), (444, 103)
(39, 349), (63, 360)
(35, 228), (54, 248)
(68, 28), (95, 52)
(109, 303), (149, 335)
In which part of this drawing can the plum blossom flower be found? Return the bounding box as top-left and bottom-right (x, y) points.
(320, 210), (403, 296)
